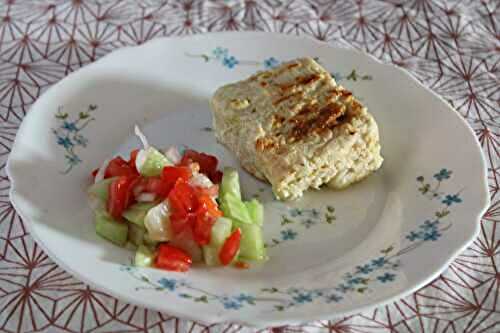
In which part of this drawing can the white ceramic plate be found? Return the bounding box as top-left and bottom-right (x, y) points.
(7, 32), (489, 327)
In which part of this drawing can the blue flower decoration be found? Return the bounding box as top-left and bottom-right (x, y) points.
(281, 229), (298, 240)
(371, 257), (387, 268)
(442, 194), (462, 206)
(406, 231), (422, 241)
(355, 264), (373, 274)
(222, 56), (239, 69)
(158, 278), (177, 291)
(222, 299), (242, 310)
(434, 169), (452, 181)
(65, 154), (81, 165)
(74, 134), (88, 147)
(420, 220), (439, 231)
(335, 283), (354, 293)
(423, 229), (441, 241)
(62, 121), (78, 132)
(263, 57), (279, 69)
(236, 294), (255, 304)
(301, 219), (316, 229)
(292, 292), (313, 304)
(313, 290), (323, 296)
(346, 277), (363, 285)
(377, 272), (396, 283)
(325, 294), (343, 303)
(290, 208), (302, 217)
(212, 47), (228, 59)
(57, 136), (73, 148)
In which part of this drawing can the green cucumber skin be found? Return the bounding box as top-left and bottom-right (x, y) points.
(245, 199), (264, 226)
(235, 222), (266, 261)
(95, 213), (128, 246)
(88, 177), (116, 201)
(220, 194), (253, 225)
(220, 167), (241, 200)
(202, 217), (232, 266)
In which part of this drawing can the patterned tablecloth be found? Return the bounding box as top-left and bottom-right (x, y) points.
(0, 1), (498, 332)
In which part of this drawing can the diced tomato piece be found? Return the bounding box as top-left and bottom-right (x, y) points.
(197, 194), (222, 219)
(192, 208), (215, 245)
(168, 180), (198, 235)
(161, 166), (191, 191)
(154, 244), (192, 272)
(128, 149), (139, 168)
(219, 228), (241, 266)
(168, 180), (197, 213)
(107, 176), (137, 219)
(180, 150), (219, 181)
(145, 177), (170, 198)
(131, 176), (172, 200)
(170, 211), (196, 235)
(105, 156), (138, 179)
(91, 168), (98, 179)
(211, 170), (223, 184)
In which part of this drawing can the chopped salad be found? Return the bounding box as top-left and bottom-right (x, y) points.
(88, 126), (266, 272)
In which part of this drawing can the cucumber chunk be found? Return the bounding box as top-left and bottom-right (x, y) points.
(123, 202), (155, 227)
(88, 177), (116, 201)
(202, 246), (220, 266)
(220, 167), (241, 200)
(202, 217), (233, 266)
(128, 223), (145, 246)
(95, 213), (128, 246)
(245, 199), (264, 226)
(210, 217), (233, 246)
(220, 194), (253, 224)
(136, 147), (171, 177)
(143, 232), (159, 247)
(236, 222), (266, 261)
(134, 244), (155, 267)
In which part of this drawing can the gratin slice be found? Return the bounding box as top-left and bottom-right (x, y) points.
(210, 57), (383, 200)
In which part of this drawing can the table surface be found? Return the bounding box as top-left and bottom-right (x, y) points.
(0, 1), (498, 332)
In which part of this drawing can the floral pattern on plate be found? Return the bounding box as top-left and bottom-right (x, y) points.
(52, 104), (97, 174)
(122, 168), (462, 311)
(265, 206), (337, 248)
(186, 47), (373, 82)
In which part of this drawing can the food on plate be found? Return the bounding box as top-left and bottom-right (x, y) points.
(87, 126), (266, 272)
(211, 57), (383, 200)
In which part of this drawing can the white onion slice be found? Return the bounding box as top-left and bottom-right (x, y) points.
(136, 192), (156, 202)
(135, 149), (148, 173)
(134, 124), (150, 149)
(164, 146), (182, 164)
(144, 201), (171, 241)
(94, 157), (112, 184)
(189, 173), (213, 189)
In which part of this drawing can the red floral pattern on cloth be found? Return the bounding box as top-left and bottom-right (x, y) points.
(0, 0), (498, 332)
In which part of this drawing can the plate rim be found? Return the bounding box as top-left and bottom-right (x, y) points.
(6, 31), (491, 327)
